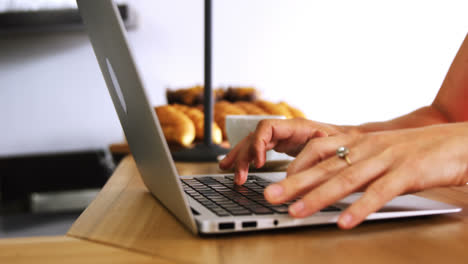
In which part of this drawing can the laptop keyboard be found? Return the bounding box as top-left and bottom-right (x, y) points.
(181, 175), (341, 217)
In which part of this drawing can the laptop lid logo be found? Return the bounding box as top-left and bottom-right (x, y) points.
(106, 57), (128, 114)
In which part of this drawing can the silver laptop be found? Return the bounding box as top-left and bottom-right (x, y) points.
(77, 0), (461, 234)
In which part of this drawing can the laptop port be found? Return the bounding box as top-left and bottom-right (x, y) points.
(190, 207), (200, 215)
(218, 222), (235, 230)
(242, 221), (257, 228)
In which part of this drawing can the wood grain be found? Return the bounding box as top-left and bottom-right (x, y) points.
(68, 156), (468, 264)
(0, 236), (170, 264)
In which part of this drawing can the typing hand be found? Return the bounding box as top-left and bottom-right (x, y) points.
(264, 123), (468, 229)
(219, 118), (343, 185)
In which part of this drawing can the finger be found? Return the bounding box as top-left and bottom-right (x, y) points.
(337, 168), (409, 229)
(287, 134), (356, 176)
(287, 152), (391, 218)
(251, 119), (328, 168)
(274, 129), (328, 156)
(219, 135), (251, 170)
(234, 136), (257, 185)
(251, 119), (296, 168)
(266, 140), (366, 204)
(265, 156), (346, 204)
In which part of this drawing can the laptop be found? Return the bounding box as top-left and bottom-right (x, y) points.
(76, 0), (461, 234)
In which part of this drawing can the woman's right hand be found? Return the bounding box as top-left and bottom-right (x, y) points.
(219, 118), (351, 185)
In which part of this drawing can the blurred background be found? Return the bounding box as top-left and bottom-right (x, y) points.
(1, 0), (467, 237)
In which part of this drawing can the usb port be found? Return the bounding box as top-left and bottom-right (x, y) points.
(242, 221), (257, 228)
(218, 222), (235, 230)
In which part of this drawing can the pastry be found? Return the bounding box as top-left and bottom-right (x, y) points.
(172, 104), (223, 144)
(223, 87), (259, 102)
(214, 101), (247, 138)
(279, 101), (306, 118)
(166, 85), (203, 106)
(255, 100), (293, 118)
(234, 101), (268, 115)
(166, 86), (225, 106)
(154, 105), (195, 147)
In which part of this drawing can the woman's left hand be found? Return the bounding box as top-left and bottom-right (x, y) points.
(264, 122), (468, 229)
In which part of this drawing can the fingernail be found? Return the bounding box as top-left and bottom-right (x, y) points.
(265, 184), (284, 200)
(289, 201), (304, 216)
(338, 213), (353, 227)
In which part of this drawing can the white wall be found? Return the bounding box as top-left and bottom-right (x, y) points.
(1, 0), (467, 157)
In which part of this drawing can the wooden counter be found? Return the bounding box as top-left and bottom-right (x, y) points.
(67, 156), (468, 264)
(0, 236), (169, 264)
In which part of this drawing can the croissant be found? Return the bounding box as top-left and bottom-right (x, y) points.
(279, 102), (306, 118)
(255, 100), (293, 118)
(172, 104), (223, 144)
(154, 105), (195, 147)
(223, 87), (259, 102)
(214, 101), (247, 138)
(234, 101), (268, 115)
(166, 86), (225, 106)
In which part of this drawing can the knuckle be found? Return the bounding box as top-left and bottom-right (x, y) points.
(303, 140), (326, 161)
(397, 158), (425, 190)
(251, 135), (268, 153)
(315, 162), (332, 176)
(346, 129), (363, 142)
(357, 134), (374, 148)
(365, 184), (385, 203)
(256, 119), (273, 131)
(357, 187), (386, 214)
(348, 128), (362, 138)
(364, 133), (384, 146)
(251, 137), (263, 151)
(338, 169), (361, 188)
(238, 146), (251, 161)
(366, 178), (402, 205)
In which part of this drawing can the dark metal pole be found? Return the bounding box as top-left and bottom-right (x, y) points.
(203, 0), (213, 146)
(172, 0), (228, 161)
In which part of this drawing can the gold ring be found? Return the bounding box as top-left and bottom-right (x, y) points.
(336, 146), (352, 166)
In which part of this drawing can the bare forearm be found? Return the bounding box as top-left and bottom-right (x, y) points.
(346, 105), (449, 133)
(433, 33), (468, 122)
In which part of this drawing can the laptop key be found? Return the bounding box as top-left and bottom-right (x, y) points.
(213, 211), (230, 217)
(250, 207), (274, 214)
(183, 177), (313, 217)
(196, 177), (218, 184)
(227, 209), (252, 216)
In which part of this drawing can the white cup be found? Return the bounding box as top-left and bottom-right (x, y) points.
(225, 115), (292, 161)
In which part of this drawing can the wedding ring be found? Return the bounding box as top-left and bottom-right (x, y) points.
(336, 146), (352, 166)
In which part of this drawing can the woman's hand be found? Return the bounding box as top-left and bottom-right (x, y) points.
(264, 122), (468, 229)
(219, 118), (347, 185)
